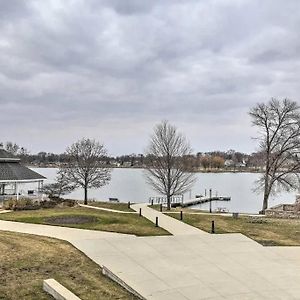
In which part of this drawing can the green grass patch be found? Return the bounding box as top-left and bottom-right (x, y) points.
(150, 204), (208, 213)
(0, 207), (169, 236)
(86, 201), (134, 212)
(167, 212), (300, 246)
(0, 231), (138, 300)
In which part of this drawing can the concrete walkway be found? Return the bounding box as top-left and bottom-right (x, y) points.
(79, 204), (137, 214)
(131, 203), (207, 235)
(2, 213), (300, 299)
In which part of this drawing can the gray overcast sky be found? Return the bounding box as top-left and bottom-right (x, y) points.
(1, 0), (300, 155)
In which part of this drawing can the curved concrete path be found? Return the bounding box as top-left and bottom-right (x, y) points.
(2, 207), (300, 299)
(79, 204), (137, 214)
(131, 203), (207, 235)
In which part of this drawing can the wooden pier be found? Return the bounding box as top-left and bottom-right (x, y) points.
(172, 196), (231, 208)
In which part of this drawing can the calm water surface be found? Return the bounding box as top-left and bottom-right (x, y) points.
(31, 168), (296, 214)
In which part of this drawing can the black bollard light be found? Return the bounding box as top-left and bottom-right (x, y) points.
(128, 201), (131, 209)
(180, 210), (183, 220)
(156, 216), (159, 227)
(139, 208), (142, 216)
(151, 199), (154, 206)
(211, 220), (215, 233)
(160, 203), (162, 212)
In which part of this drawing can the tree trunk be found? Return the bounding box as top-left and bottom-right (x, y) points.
(167, 194), (171, 211)
(262, 175), (270, 213)
(262, 192), (269, 214)
(84, 187), (88, 205)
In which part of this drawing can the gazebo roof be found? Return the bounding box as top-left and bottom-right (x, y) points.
(0, 149), (46, 182)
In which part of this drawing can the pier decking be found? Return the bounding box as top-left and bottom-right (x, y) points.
(172, 196), (231, 208)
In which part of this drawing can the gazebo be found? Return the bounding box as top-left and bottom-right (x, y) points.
(0, 148), (46, 202)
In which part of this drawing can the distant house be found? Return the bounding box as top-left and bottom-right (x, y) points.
(224, 159), (246, 168)
(224, 159), (235, 167)
(0, 147), (46, 202)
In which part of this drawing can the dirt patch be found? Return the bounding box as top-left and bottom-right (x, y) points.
(44, 215), (97, 224)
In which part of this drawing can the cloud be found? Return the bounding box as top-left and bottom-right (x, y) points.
(0, 0), (299, 154)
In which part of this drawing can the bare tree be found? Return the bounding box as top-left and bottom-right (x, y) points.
(249, 98), (300, 213)
(145, 120), (196, 210)
(5, 142), (20, 155)
(60, 138), (111, 204)
(42, 169), (76, 199)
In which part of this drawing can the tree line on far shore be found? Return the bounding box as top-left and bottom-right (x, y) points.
(2, 98), (300, 213)
(0, 143), (268, 171)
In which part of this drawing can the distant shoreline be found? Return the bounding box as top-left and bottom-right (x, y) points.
(28, 165), (264, 174)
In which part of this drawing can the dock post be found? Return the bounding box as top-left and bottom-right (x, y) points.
(160, 203), (162, 212)
(128, 201), (130, 209)
(209, 189), (212, 213)
(211, 220), (215, 233)
(155, 216), (158, 227)
(180, 211), (183, 220)
(139, 208), (142, 216)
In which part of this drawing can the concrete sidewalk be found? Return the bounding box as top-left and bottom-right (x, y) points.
(131, 203), (207, 235)
(79, 204), (137, 214)
(2, 218), (300, 299)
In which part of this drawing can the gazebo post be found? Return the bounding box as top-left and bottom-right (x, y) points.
(16, 182), (19, 201)
(41, 181), (44, 200)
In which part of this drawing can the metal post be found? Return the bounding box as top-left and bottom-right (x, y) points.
(156, 216), (158, 227)
(128, 201), (130, 209)
(209, 189), (212, 213)
(211, 220), (215, 233)
(139, 208), (142, 216)
(151, 199), (153, 206)
(180, 211), (183, 220)
(160, 203), (162, 212)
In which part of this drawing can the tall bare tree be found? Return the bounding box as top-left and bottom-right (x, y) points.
(145, 120), (196, 210)
(60, 138), (111, 204)
(249, 98), (300, 213)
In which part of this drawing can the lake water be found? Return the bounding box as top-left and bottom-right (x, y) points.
(31, 167), (297, 214)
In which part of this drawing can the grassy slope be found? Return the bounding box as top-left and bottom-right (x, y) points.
(0, 231), (138, 300)
(0, 207), (169, 236)
(168, 212), (300, 246)
(86, 201), (134, 212)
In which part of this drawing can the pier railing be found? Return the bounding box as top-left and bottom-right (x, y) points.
(149, 195), (183, 205)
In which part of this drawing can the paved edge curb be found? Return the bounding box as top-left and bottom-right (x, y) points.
(43, 278), (81, 300)
(102, 266), (146, 300)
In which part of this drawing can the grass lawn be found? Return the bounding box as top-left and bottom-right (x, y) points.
(86, 201), (134, 212)
(167, 212), (300, 246)
(0, 207), (169, 236)
(0, 231), (138, 300)
(150, 204), (208, 213)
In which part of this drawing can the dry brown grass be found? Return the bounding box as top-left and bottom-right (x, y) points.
(0, 231), (138, 300)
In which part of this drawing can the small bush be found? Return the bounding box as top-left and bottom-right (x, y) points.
(3, 198), (39, 211)
(3, 197), (77, 211)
